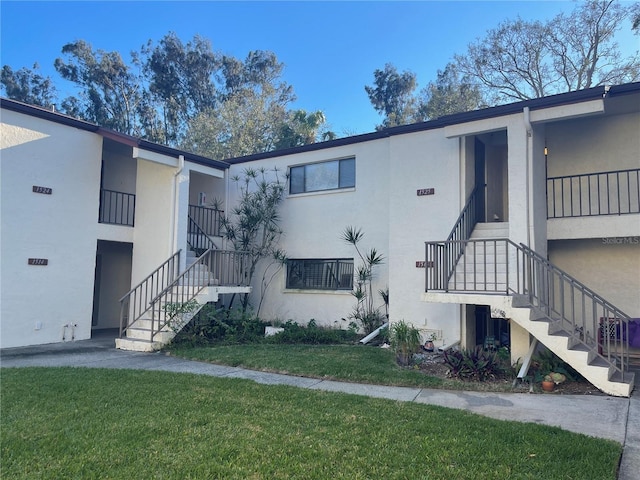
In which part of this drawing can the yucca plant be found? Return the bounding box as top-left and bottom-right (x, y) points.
(342, 226), (385, 334)
(390, 320), (421, 366)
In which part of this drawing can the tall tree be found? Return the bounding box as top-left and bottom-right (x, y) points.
(54, 40), (143, 135)
(454, 0), (640, 102)
(143, 32), (219, 144)
(1, 64), (57, 108)
(181, 88), (288, 160)
(274, 110), (330, 149)
(182, 50), (298, 159)
(417, 63), (486, 120)
(364, 63), (418, 129)
(3, 33), (332, 154)
(546, 0), (639, 91)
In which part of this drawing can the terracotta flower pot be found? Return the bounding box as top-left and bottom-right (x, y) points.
(541, 380), (555, 392)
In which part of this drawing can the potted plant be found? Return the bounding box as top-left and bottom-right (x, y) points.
(423, 332), (437, 352)
(541, 372), (567, 392)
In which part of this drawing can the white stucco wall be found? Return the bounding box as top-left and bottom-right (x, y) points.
(226, 128), (468, 346)
(387, 129), (463, 344)
(227, 139), (391, 328)
(1, 110), (102, 348)
(189, 170), (225, 208)
(130, 158), (177, 285)
(546, 111), (640, 177)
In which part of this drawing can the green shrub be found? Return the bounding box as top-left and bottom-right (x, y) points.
(172, 304), (267, 345)
(442, 347), (503, 381)
(266, 320), (359, 345)
(530, 348), (580, 383)
(390, 320), (421, 366)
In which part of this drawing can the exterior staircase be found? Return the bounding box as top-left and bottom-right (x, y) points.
(450, 223), (509, 292)
(424, 189), (635, 397)
(116, 215), (251, 352)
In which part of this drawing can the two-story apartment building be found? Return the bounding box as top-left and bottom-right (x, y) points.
(2, 82), (638, 395)
(1, 99), (250, 352)
(224, 83), (640, 396)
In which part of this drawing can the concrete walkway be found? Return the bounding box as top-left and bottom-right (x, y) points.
(1, 335), (638, 479)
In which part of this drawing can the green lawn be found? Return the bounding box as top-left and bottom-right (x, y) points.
(167, 343), (514, 391)
(1, 367), (621, 479)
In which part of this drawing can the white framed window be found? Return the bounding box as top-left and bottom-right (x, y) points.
(289, 157), (355, 194)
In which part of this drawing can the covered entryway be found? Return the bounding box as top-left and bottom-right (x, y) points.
(92, 240), (133, 333)
(474, 305), (510, 351)
(473, 132), (509, 222)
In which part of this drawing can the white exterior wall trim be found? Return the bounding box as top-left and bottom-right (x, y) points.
(185, 161), (225, 178)
(132, 146), (179, 167)
(529, 99), (604, 123)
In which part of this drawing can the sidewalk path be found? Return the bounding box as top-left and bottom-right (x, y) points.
(1, 337), (637, 479)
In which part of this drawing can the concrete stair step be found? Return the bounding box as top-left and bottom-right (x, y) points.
(470, 223), (509, 238)
(115, 337), (164, 352)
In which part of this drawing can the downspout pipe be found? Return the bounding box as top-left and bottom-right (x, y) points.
(523, 107), (532, 249)
(171, 155), (185, 257)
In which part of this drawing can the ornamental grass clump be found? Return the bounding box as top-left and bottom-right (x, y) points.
(390, 320), (422, 366)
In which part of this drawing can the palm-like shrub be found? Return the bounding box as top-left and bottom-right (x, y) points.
(342, 226), (385, 334)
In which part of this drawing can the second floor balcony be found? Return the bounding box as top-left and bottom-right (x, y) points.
(99, 189), (135, 227)
(547, 168), (640, 219)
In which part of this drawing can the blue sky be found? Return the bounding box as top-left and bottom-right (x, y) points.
(1, 1), (638, 135)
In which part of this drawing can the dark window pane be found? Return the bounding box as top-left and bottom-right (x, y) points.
(290, 166), (305, 194)
(339, 158), (355, 188)
(286, 259), (353, 290)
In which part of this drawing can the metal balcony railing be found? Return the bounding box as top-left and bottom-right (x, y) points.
(99, 189), (136, 226)
(188, 204), (223, 237)
(547, 168), (640, 218)
(187, 215), (216, 256)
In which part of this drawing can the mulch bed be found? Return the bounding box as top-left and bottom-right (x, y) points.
(412, 351), (605, 395)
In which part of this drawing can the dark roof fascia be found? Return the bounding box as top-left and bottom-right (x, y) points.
(99, 127), (230, 170)
(1, 97), (229, 170)
(227, 83), (640, 165)
(607, 81), (640, 98)
(136, 138), (230, 170)
(1, 97), (100, 132)
(224, 130), (394, 165)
